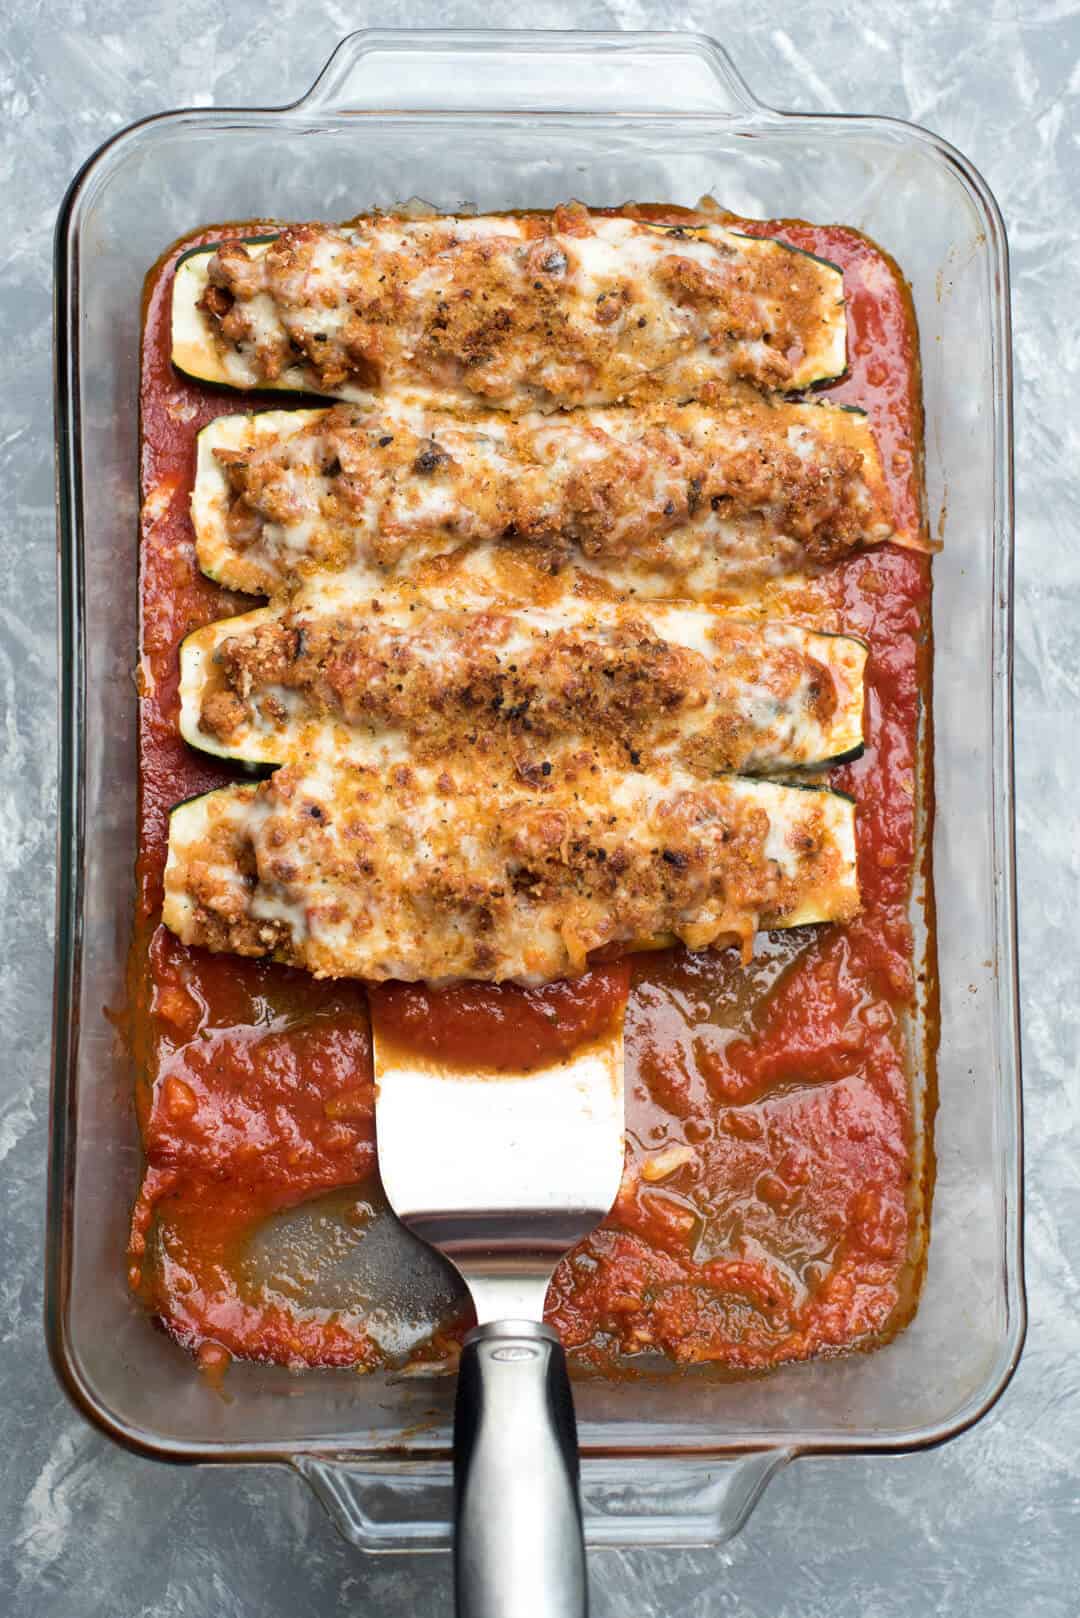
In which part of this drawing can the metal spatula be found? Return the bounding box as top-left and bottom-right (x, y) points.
(372, 1009), (626, 1618)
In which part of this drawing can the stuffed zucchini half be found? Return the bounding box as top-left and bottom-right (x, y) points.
(171, 207), (846, 411)
(190, 394), (900, 599)
(178, 590), (867, 776)
(163, 765), (859, 986)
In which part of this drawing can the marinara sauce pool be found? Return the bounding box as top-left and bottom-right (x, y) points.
(129, 212), (935, 1374)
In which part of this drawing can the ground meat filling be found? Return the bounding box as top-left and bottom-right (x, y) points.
(195, 208), (843, 407)
(196, 609), (844, 776)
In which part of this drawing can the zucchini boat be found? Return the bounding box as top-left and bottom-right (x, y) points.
(163, 765), (859, 986)
(178, 589), (867, 775)
(171, 206), (846, 410)
(191, 393), (899, 599)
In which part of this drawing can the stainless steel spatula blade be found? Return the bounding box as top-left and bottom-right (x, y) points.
(372, 1018), (626, 1618)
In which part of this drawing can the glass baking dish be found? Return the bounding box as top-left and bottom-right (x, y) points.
(50, 28), (1022, 1550)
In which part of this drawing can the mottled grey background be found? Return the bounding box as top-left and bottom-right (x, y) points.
(2, 2), (1076, 1613)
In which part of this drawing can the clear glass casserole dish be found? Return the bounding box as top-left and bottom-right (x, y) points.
(50, 28), (1023, 1550)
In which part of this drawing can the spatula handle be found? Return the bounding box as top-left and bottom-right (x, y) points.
(454, 1320), (586, 1618)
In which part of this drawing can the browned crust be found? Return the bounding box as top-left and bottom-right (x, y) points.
(197, 206), (841, 405)
(197, 608), (843, 776)
(169, 767), (858, 984)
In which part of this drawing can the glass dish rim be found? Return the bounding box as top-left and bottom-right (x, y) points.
(48, 24), (1025, 1471)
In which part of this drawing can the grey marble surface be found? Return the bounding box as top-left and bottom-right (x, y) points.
(2, 1), (1077, 1613)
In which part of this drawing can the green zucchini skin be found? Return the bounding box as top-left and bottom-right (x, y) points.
(728, 227), (844, 278)
(814, 744), (864, 770)
(167, 785), (234, 816)
(173, 235), (279, 268)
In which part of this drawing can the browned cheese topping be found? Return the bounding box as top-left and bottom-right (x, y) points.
(188, 598), (864, 778)
(166, 205), (872, 991)
(163, 763), (859, 985)
(193, 393), (895, 599)
(186, 205), (846, 409)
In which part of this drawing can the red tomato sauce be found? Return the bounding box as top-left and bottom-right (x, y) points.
(369, 964), (631, 1075)
(129, 212), (934, 1374)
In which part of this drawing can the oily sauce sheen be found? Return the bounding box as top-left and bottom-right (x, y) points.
(130, 208), (933, 1373)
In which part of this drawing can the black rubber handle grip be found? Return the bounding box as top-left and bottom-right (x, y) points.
(454, 1320), (586, 1618)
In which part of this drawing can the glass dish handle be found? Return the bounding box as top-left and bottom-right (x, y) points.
(292, 28), (772, 119)
(293, 1450), (792, 1553)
